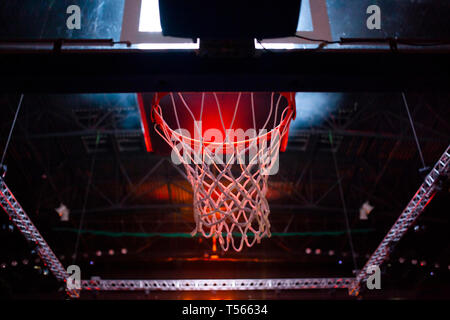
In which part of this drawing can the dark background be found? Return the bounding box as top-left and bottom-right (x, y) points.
(0, 1), (449, 299)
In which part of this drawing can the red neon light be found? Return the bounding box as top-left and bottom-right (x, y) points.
(137, 93), (153, 152)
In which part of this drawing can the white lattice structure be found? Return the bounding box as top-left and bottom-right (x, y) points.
(350, 145), (450, 295)
(80, 278), (354, 291)
(0, 177), (79, 298)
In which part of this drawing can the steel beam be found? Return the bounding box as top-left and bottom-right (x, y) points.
(0, 49), (449, 93)
(349, 145), (450, 296)
(80, 278), (354, 291)
(0, 177), (79, 297)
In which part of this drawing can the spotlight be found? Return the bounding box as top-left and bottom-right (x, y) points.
(89, 261), (94, 265)
(430, 271), (434, 276)
(359, 201), (374, 220)
(0, 164), (7, 178)
(108, 249), (115, 256)
(22, 259), (29, 265)
(305, 248), (312, 254)
(411, 259), (418, 265)
(11, 261), (18, 267)
(420, 261), (427, 267)
(55, 203), (70, 222)
(0, 263), (6, 269)
(338, 260), (343, 265)
(96, 250), (102, 257)
(121, 248), (128, 255)
(399, 257), (405, 264)
(314, 249), (321, 255)
(328, 250), (335, 256)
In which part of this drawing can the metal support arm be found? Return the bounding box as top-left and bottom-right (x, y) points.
(0, 177), (79, 297)
(349, 145), (450, 295)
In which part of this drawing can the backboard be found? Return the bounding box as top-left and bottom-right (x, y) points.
(121, 0), (331, 49)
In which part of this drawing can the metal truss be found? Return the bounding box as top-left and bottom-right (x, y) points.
(1, 145), (448, 298)
(80, 278), (354, 291)
(0, 177), (79, 298)
(350, 145), (450, 296)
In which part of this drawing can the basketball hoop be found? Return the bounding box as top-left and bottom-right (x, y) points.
(151, 92), (296, 251)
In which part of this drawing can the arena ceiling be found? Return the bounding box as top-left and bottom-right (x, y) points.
(0, 0), (449, 299)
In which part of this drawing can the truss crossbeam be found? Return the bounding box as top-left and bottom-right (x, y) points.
(80, 278), (354, 291)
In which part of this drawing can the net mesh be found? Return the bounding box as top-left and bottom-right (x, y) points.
(151, 92), (295, 251)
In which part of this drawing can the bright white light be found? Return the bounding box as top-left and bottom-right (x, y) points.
(136, 42), (200, 50)
(297, 0), (313, 31)
(136, 0), (199, 49)
(255, 41), (296, 50)
(139, 0), (162, 32)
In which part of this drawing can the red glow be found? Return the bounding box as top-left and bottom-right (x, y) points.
(423, 192), (436, 207)
(151, 92), (296, 152)
(137, 93), (153, 152)
(163, 256), (267, 262)
(212, 237), (217, 252)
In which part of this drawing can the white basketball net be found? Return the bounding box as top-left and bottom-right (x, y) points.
(151, 92), (295, 251)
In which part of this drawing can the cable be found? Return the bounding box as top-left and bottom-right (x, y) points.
(402, 92), (426, 169)
(0, 94), (24, 171)
(294, 36), (450, 49)
(255, 39), (273, 53)
(72, 132), (100, 264)
(294, 34), (340, 45)
(328, 131), (358, 273)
